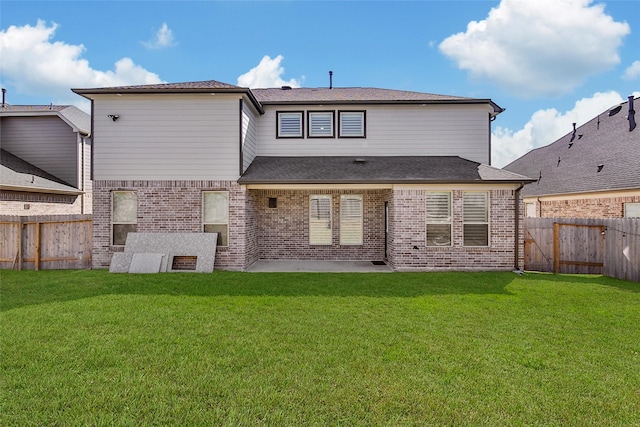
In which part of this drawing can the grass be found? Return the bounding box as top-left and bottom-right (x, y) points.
(1, 270), (639, 426)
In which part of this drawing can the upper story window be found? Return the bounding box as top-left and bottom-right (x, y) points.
(339, 111), (366, 138)
(277, 111), (303, 138)
(308, 111), (335, 138)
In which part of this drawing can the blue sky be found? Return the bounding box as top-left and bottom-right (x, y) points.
(1, 0), (638, 166)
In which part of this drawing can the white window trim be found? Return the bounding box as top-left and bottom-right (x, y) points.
(111, 190), (137, 246)
(308, 111), (335, 138)
(426, 191), (452, 247)
(277, 111), (303, 138)
(624, 202), (640, 218)
(202, 191), (229, 247)
(463, 191), (490, 247)
(340, 195), (363, 245)
(338, 110), (366, 138)
(309, 195), (332, 245)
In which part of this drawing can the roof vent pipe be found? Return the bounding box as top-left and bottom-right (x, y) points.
(1, 88), (6, 107)
(329, 70), (333, 89)
(628, 95), (636, 132)
(570, 123), (577, 142)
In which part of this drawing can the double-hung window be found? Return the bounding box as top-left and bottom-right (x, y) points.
(426, 192), (452, 246)
(308, 111), (334, 138)
(309, 195), (332, 245)
(277, 111), (303, 138)
(339, 111), (366, 138)
(463, 192), (489, 246)
(624, 203), (640, 218)
(203, 191), (229, 246)
(112, 191), (137, 246)
(340, 195), (363, 245)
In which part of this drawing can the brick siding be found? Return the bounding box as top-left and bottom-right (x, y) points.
(93, 182), (522, 271)
(388, 189), (522, 271)
(92, 180), (251, 270)
(251, 189), (389, 261)
(536, 195), (640, 218)
(0, 191), (82, 215)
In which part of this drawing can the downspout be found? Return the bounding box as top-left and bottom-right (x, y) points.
(537, 197), (542, 217)
(514, 182), (525, 271)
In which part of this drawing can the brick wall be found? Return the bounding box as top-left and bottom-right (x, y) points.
(251, 189), (389, 261)
(0, 191), (82, 215)
(389, 188), (521, 271)
(536, 195), (640, 218)
(92, 180), (248, 270)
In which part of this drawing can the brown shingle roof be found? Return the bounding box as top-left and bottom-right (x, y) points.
(72, 80), (503, 114)
(238, 156), (532, 185)
(504, 96), (640, 197)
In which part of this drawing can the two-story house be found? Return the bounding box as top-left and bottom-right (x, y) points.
(73, 80), (532, 271)
(0, 104), (92, 215)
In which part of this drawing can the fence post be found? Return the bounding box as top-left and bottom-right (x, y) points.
(35, 222), (41, 271)
(553, 222), (560, 274)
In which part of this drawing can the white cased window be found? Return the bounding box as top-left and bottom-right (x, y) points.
(340, 195), (363, 245)
(112, 191), (137, 246)
(426, 192), (452, 246)
(463, 192), (489, 246)
(624, 203), (640, 218)
(277, 111), (303, 138)
(203, 191), (229, 246)
(310, 195), (332, 245)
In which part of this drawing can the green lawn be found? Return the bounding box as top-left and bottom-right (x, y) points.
(1, 270), (639, 426)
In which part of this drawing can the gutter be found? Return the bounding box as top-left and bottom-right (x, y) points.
(1, 184), (83, 195)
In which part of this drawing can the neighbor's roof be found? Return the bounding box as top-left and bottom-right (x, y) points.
(72, 79), (503, 115)
(238, 156), (532, 185)
(0, 149), (82, 195)
(0, 104), (91, 135)
(504, 96), (640, 198)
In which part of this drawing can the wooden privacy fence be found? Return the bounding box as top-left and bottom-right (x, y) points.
(0, 214), (92, 270)
(524, 217), (640, 282)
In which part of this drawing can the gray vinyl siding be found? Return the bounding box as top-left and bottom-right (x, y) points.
(256, 104), (492, 164)
(92, 94), (242, 180)
(0, 116), (79, 186)
(242, 101), (259, 173)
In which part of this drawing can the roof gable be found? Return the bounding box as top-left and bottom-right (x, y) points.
(0, 105), (90, 135)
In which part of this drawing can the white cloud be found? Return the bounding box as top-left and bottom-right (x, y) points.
(493, 91), (632, 168)
(142, 23), (176, 50)
(622, 60), (640, 80)
(237, 55), (303, 88)
(439, 0), (630, 97)
(0, 20), (163, 109)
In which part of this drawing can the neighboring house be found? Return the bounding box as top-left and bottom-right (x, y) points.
(504, 96), (639, 218)
(73, 80), (533, 271)
(0, 104), (92, 215)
